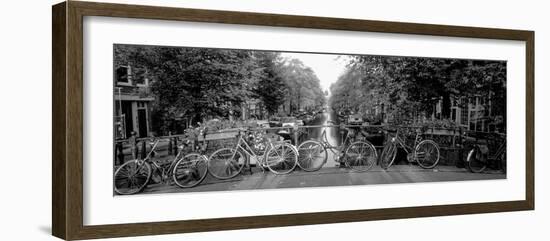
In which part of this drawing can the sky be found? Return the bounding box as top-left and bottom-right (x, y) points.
(281, 52), (349, 94)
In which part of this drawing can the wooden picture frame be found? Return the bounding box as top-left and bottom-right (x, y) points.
(52, 1), (534, 240)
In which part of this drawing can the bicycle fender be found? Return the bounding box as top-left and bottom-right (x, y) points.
(466, 148), (476, 163)
(466, 145), (488, 163)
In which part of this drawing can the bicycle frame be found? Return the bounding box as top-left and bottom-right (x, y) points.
(490, 140), (506, 160)
(308, 125), (377, 171)
(388, 129), (422, 154)
(145, 140), (198, 184)
(230, 132), (273, 165)
(153, 154), (185, 183)
(115, 138), (208, 194)
(467, 133), (506, 160)
(315, 126), (359, 166)
(232, 130), (298, 169)
(466, 133), (506, 173)
(141, 140), (160, 162)
(320, 127), (351, 153)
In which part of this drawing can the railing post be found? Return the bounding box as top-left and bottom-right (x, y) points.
(457, 126), (465, 168)
(452, 128), (456, 147)
(173, 137), (178, 155)
(128, 133), (138, 160)
(168, 132), (173, 155)
(293, 126), (299, 145)
(140, 141), (146, 159)
(115, 142), (124, 165)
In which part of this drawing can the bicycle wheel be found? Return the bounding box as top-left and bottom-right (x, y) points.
(415, 140), (440, 169)
(208, 148), (245, 180)
(266, 143), (298, 175)
(466, 147), (487, 173)
(114, 160), (151, 195)
(379, 142), (397, 169)
(172, 153), (208, 188)
(297, 140), (327, 172)
(345, 141), (377, 172)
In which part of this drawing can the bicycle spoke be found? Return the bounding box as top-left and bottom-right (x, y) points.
(266, 144), (296, 174)
(114, 160), (152, 195)
(345, 142), (375, 172)
(380, 142), (396, 169)
(116, 177), (129, 187)
(311, 145), (321, 154)
(426, 144), (434, 155)
(230, 159), (241, 171)
(416, 141), (439, 168)
(358, 144), (367, 155)
(117, 166), (129, 177)
(209, 148), (245, 180)
(297, 141), (326, 172)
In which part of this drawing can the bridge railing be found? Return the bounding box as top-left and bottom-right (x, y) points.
(114, 124), (502, 167)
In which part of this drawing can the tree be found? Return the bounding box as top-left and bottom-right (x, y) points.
(332, 55), (506, 125)
(279, 58), (326, 113)
(252, 52), (288, 116)
(114, 45), (260, 135)
(114, 45), (334, 134)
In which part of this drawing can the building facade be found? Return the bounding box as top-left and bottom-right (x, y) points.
(447, 94), (503, 132)
(114, 65), (154, 139)
(241, 99), (264, 120)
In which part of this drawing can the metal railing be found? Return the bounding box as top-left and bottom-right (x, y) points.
(114, 124), (505, 166)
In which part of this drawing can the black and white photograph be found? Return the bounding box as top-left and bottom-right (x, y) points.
(1, 0), (543, 240)
(112, 44), (507, 195)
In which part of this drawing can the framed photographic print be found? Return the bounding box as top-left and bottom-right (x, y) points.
(52, 1), (534, 240)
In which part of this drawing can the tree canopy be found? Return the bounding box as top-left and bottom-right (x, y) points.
(252, 52), (288, 116)
(279, 58), (326, 112)
(114, 45), (326, 135)
(330, 55), (506, 125)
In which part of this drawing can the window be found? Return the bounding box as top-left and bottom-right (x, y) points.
(116, 66), (129, 84)
(451, 108), (457, 122)
(460, 107), (468, 126)
(133, 67), (148, 86)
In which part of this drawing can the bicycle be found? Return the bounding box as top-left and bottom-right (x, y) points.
(172, 127), (211, 188)
(297, 121), (378, 172)
(466, 133), (506, 173)
(208, 127), (298, 179)
(379, 126), (440, 169)
(113, 138), (208, 195)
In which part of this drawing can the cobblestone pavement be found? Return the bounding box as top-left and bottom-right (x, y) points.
(138, 164), (506, 195)
(121, 110), (505, 195)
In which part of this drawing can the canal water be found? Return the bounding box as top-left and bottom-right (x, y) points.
(302, 109), (343, 168)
